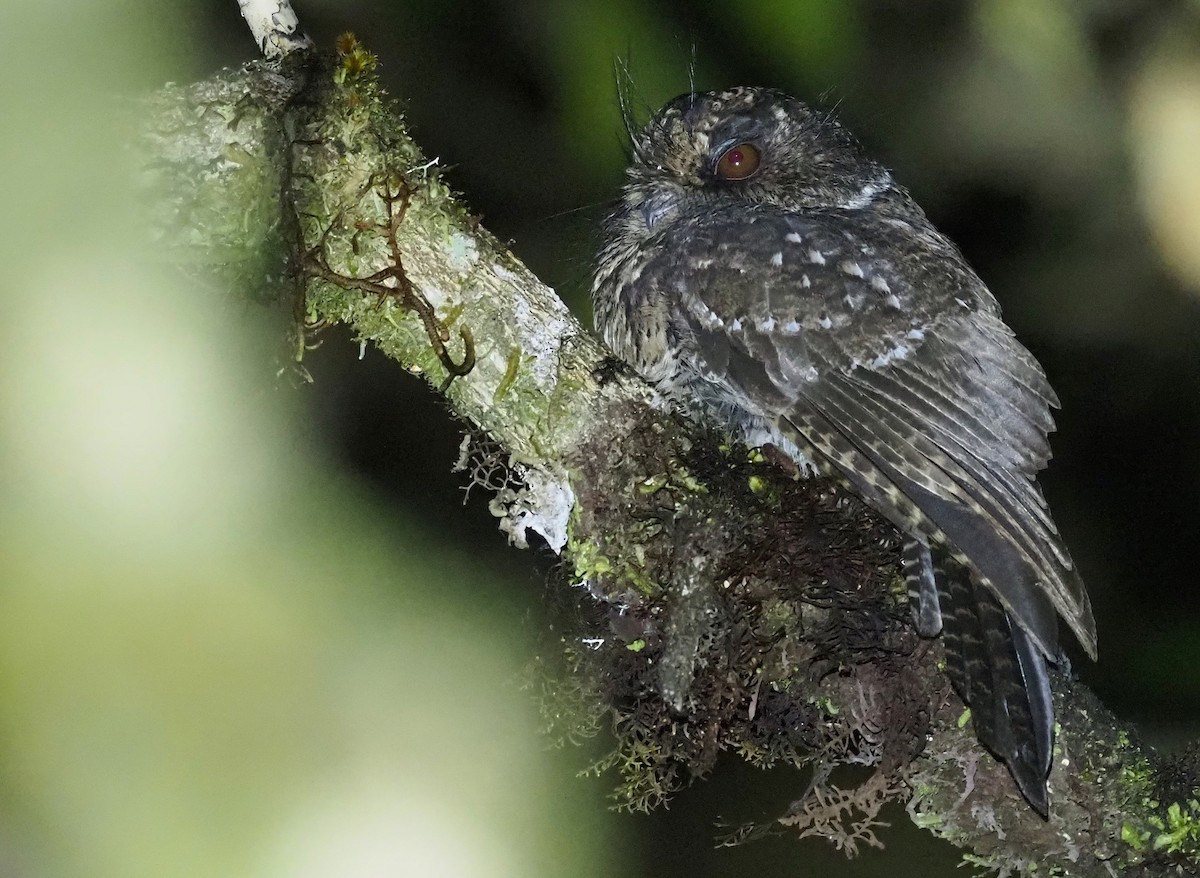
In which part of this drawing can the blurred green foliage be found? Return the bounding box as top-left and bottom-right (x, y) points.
(0, 4), (617, 876)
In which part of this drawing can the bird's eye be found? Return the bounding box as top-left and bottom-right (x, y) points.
(715, 142), (761, 181)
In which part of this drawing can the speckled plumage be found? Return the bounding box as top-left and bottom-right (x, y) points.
(592, 87), (1096, 814)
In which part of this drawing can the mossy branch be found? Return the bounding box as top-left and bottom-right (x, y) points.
(135, 45), (1199, 878)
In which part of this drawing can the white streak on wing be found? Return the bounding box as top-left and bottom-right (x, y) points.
(807, 249), (827, 266)
(785, 232), (804, 244)
(840, 260), (865, 278)
(870, 275), (891, 294)
(868, 343), (911, 369)
(885, 294), (902, 309)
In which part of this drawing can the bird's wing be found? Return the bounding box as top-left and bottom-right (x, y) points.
(643, 204), (1096, 659)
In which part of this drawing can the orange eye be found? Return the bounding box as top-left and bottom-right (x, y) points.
(715, 142), (761, 181)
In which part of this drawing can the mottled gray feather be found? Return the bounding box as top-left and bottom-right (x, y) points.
(630, 204), (1095, 659)
(902, 539), (942, 637)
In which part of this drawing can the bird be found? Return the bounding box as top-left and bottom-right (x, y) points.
(591, 86), (1097, 815)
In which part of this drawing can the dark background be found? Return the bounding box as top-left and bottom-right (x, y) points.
(199, 2), (1200, 874)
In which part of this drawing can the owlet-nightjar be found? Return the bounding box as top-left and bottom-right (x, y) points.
(591, 87), (1097, 815)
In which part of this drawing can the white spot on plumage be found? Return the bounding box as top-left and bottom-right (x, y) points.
(757, 316), (777, 332)
(906, 328), (926, 341)
(781, 319), (801, 334)
(807, 249), (827, 265)
(801, 274), (812, 288)
(870, 275), (891, 294)
(839, 172), (892, 209)
(694, 305), (724, 329)
(770, 251), (783, 267)
(885, 294), (902, 309)
(869, 343), (911, 369)
(840, 260), (865, 278)
(729, 317), (743, 332)
(785, 232), (804, 244)
(818, 315), (833, 329)
(840, 184), (877, 210)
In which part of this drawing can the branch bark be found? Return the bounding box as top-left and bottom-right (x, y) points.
(133, 37), (1199, 878)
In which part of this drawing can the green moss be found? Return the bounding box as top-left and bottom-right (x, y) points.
(960, 853), (998, 871)
(1122, 821), (1151, 852)
(526, 650), (605, 750)
(1150, 799), (1200, 855)
(1118, 754), (1155, 811)
(810, 695), (840, 716)
(637, 473), (670, 494)
(493, 346), (522, 403)
(581, 730), (677, 813)
(570, 535), (613, 580)
(759, 596), (801, 636)
(910, 810), (943, 830)
(440, 302), (466, 328)
(566, 516), (658, 597)
(1116, 747), (1200, 862)
(664, 458), (708, 496)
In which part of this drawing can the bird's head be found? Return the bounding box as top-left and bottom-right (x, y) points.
(618, 87), (897, 236)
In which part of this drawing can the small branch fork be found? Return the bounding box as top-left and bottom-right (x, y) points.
(298, 172), (476, 391)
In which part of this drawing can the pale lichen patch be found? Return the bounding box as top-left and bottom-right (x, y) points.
(446, 230), (479, 273)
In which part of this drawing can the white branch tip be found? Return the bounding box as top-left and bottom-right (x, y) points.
(238, 0), (314, 60)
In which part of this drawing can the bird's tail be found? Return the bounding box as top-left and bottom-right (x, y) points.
(904, 540), (1054, 815)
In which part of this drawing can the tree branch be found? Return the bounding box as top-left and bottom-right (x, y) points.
(133, 35), (1199, 877)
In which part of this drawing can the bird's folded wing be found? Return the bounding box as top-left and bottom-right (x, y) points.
(647, 206), (1097, 658)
